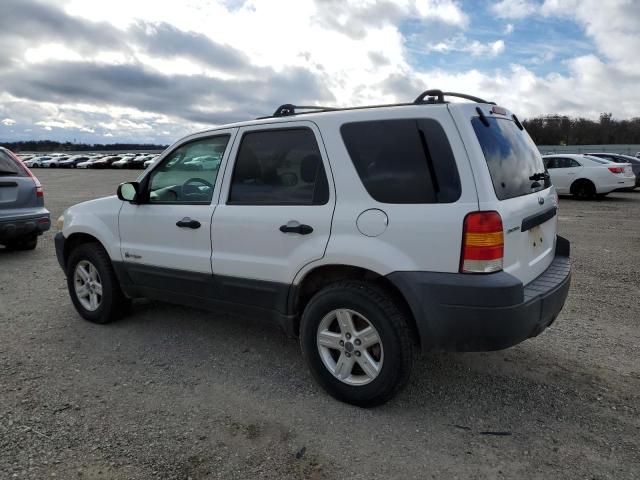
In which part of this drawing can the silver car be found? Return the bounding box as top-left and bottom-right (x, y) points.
(0, 147), (50, 250)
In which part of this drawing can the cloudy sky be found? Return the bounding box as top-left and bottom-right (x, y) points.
(0, 0), (638, 144)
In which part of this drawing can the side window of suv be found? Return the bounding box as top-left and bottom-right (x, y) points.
(341, 119), (461, 204)
(147, 135), (230, 204)
(228, 128), (329, 205)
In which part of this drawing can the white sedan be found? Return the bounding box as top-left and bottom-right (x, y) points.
(542, 154), (635, 198)
(24, 156), (52, 168)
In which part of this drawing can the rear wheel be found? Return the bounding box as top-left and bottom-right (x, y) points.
(66, 243), (131, 324)
(571, 179), (596, 199)
(300, 281), (414, 407)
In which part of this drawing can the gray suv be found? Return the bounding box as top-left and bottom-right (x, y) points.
(0, 147), (50, 250)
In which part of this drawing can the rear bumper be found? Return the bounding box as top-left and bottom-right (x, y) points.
(387, 236), (571, 352)
(0, 211), (50, 241)
(617, 175), (640, 189)
(602, 178), (635, 192)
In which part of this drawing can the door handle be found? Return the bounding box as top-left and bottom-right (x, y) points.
(279, 223), (313, 235)
(176, 217), (201, 229)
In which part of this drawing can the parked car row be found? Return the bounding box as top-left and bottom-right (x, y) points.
(542, 153), (637, 198)
(18, 152), (160, 170)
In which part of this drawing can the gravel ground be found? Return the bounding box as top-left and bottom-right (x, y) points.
(1, 169), (639, 479)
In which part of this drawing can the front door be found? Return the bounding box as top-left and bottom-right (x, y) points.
(118, 130), (236, 294)
(210, 122), (335, 312)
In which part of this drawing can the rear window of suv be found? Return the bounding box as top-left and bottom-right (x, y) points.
(340, 119), (461, 204)
(0, 150), (23, 176)
(472, 117), (547, 200)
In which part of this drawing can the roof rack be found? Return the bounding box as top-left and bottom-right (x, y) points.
(259, 89), (494, 119)
(272, 104), (336, 117)
(413, 89), (495, 105)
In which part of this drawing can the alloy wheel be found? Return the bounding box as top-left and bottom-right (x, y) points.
(316, 308), (384, 386)
(73, 260), (103, 311)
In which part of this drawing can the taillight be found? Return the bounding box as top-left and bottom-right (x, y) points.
(35, 184), (44, 197)
(460, 211), (504, 273)
(608, 166), (624, 174)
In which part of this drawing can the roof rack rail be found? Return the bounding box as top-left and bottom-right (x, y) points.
(259, 89), (495, 120)
(413, 90), (495, 105)
(272, 104), (336, 117)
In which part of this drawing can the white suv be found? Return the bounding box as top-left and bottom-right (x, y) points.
(55, 90), (571, 406)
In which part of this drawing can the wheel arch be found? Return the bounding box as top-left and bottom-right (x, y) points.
(569, 177), (595, 194)
(288, 264), (421, 348)
(62, 232), (106, 269)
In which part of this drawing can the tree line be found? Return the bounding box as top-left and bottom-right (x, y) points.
(523, 113), (640, 145)
(0, 140), (168, 152)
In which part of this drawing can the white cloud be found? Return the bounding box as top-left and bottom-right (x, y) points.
(491, 0), (538, 19)
(490, 39), (505, 55)
(415, 0), (469, 27)
(1, 0), (640, 144)
(427, 36), (505, 57)
(541, 0), (640, 72)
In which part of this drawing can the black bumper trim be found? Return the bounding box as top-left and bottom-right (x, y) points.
(521, 206), (557, 232)
(54, 232), (66, 269)
(387, 235), (571, 352)
(0, 215), (50, 241)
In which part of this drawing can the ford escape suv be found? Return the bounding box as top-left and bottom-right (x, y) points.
(0, 147), (50, 250)
(54, 90), (571, 406)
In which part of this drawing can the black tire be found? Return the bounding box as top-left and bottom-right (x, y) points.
(4, 235), (38, 250)
(66, 242), (131, 324)
(571, 179), (596, 199)
(299, 280), (414, 407)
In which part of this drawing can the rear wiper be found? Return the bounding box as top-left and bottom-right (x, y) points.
(529, 172), (549, 181)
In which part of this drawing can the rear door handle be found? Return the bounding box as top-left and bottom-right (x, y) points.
(176, 217), (201, 229)
(279, 223), (313, 235)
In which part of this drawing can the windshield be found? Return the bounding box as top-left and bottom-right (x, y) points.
(472, 117), (547, 200)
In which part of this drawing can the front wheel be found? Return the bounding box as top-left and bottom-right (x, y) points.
(300, 281), (414, 407)
(66, 243), (131, 324)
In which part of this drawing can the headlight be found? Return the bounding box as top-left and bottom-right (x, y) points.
(56, 215), (65, 231)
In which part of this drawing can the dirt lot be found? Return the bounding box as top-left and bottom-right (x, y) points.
(1, 169), (639, 479)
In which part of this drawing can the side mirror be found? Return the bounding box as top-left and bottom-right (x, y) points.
(117, 182), (140, 203)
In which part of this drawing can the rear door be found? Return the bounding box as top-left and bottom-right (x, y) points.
(0, 150), (39, 220)
(210, 121), (334, 310)
(451, 105), (557, 285)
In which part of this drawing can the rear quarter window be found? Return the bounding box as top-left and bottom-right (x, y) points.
(0, 150), (23, 176)
(340, 119), (461, 204)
